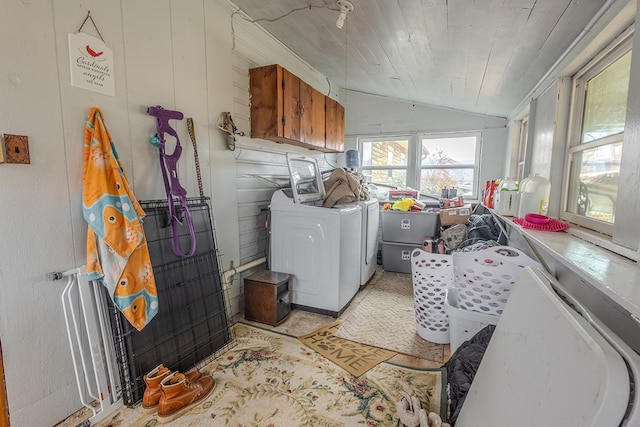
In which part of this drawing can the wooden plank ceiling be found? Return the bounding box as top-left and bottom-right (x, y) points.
(231, 0), (609, 118)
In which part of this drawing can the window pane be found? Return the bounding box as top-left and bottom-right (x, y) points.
(421, 136), (476, 166)
(581, 50), (631, 143)
(361, 139), (409, 167)
(363, 169), (407, 188)
(420, 168), (475, 197)
(567, 142), (622, 223)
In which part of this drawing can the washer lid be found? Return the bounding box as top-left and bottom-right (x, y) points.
(456, 267), (631, 427)
(286, 154), (325, 204)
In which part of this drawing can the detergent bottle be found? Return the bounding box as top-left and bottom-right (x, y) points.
(483, 180), (498, 208)
(516, 174), (551, 217)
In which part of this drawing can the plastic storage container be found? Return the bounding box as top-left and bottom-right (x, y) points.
(516, 174), (551, 217)
(494, 178), (519, 216)
(410, 249), (453, 344)
(494, 191), (519, 216)
(381, 210), (440, 244)
(381, 241), (422, 273)
(445, 288), (499, 353)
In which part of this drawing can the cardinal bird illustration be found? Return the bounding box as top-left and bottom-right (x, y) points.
(86, 45), (104, 58)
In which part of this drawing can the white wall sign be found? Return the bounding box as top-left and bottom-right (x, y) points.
(68, 32), (115, 96)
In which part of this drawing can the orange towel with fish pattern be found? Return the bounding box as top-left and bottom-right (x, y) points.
(82, 107), (158, 331)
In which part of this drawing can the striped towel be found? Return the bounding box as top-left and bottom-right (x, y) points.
(82, 107), (158, 331)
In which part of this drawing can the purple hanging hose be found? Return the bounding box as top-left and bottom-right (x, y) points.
(147, 105), (197, 258)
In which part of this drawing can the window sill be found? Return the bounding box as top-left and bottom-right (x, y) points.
(564, 226), (640, 263)
(498, 214), (640, 320)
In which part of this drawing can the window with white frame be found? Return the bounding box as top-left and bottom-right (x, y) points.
(418, 132), (480, 198)
(360, 136), (410, 188)
(359, 132), (481, 200)
(516, 118), (528, 182)
(563, 35), (632, 233)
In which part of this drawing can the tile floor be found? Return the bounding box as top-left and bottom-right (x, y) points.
(55, 269), (450, 426)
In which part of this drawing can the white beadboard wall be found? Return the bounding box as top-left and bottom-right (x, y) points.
(340, 89), (509, 195)
(0, 0), (335, 425)
(224, 9), (342, 313)
(0, 1), (511, 426)
(228, 48), (339, 307)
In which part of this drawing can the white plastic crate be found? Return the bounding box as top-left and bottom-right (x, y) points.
(445, 288), (499, 353)
(410, 248), (454, 344)
(453, 247), (541, 316)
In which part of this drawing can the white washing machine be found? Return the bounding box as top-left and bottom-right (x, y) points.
(269, 155), (362, 317)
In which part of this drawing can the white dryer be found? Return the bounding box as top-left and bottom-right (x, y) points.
(269, 156), (362, 317)
(354, 198), (379, 287)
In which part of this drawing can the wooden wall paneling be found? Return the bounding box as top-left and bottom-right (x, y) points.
(234, 147), (282, 265)
(325, 97), (345, 152)
(54, 0), (129, 266)
(238, 214), (267, 238)
(33, 2), (128, 425)
(169, 0), (211, 199)
(122, 0), (176, 201)
(232, 58), (251, 135)
(236, 187), (278, 205)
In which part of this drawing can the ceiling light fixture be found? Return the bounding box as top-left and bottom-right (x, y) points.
(335, 0), (354, 29)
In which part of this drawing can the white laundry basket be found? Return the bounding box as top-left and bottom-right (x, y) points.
(410, 248), (454, 344)
(453, 246), (541, 316)
(445, 287), (499, 353)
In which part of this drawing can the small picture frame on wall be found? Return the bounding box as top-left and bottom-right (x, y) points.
(3, 134), (30, 164)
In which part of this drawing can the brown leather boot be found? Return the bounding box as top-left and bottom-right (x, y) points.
(157, 372), (215, 423)
(142, 365), (202, 414)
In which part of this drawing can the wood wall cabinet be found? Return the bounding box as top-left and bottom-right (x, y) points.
(300, 80), (326, 148)
(249, 64), (344, 153)
(325, 96), (345, 153)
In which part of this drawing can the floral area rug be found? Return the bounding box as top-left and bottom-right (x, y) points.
(335, 272), (445, 362)
(95, 322), (447, 427)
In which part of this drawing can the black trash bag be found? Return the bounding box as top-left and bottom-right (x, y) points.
(466, 214), (507, 246)
(442, 325), (496, 425)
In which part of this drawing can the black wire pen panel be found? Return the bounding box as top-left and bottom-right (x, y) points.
(143, 197), (218, 263)
(108, 198), (233, 406)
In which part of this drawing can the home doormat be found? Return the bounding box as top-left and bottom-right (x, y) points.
(298, 321), (397, 377)
(335, 272), (445, 362)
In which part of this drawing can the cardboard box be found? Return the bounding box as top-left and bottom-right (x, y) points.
(440, 204), (472, 225)
(440, 196), (464, 208)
